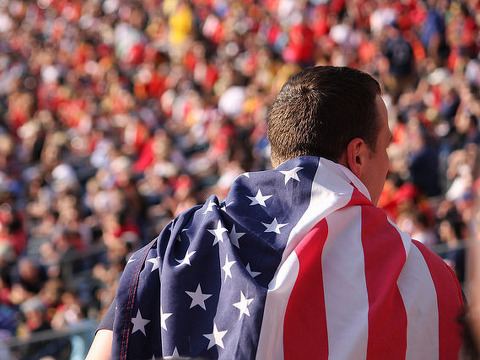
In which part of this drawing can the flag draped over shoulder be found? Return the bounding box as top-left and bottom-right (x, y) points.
(111, 156), (465, 360)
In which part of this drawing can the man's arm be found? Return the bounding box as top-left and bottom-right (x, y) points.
(85, 329), (113, 360)
(86, 298), (116, 359)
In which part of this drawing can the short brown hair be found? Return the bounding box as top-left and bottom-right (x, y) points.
(267, 66), (382, 166)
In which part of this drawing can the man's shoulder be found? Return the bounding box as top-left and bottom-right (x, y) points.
(412, 239), (457, 276)
(412, 239), (465, 307)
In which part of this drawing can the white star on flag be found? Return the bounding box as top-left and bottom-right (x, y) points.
(127, 256), (135, 264)
(228, 224), (245, 248)
(204, 323), (228, 349)
(131, 309), (150, 336)
(220, 201), (233, 212)
(147, 257), (161, 272)
(262, 218), (288, 234)
(160, 306), (172, 331)
(163, 347), (190, 360)
(233, 291), (254, 319)
(176, 250), (196, 267)
(186, 284), (212, 310)
(247, 189), (272, 207)
(246, 263), (261, 278)
(280, 166), (303, 184)
(208, 220), (228, 246)
(164, 348), (180, 359)
(203, 199), (216, 214)
(243, 172), (250, 178)
(222, 254), (236, 282)
(164, 348), (190, 359)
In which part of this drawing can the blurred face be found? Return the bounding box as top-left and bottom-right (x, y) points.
(439, 220), (455, 242)
(19, 259), (39, 281)
(360, 96), (392, 206)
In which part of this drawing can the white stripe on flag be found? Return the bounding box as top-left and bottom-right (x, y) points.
(281, 159), (355, 267)
(323, 207), (369, 360)
(387, 217), (439, 357)
(255, 252), (300, 360)
(396, 236), (439, 359)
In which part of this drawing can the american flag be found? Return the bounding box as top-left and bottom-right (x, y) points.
(111, 157), (465, 359)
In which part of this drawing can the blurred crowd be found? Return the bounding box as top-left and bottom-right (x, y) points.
(1, 0), (480, 358)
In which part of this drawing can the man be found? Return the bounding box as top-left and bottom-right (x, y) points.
(87, 66), (464, 359)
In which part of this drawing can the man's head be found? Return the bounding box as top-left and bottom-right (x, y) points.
(267, 66), (391, 205)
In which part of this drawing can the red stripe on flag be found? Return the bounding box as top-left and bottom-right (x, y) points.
(360, 201), (407, 359)
(284, 219), (329, 359)
(414, 240), (465, 360)
(346, 182), (372, 207)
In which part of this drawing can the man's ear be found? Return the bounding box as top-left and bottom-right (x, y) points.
(345, 138), (368, 178)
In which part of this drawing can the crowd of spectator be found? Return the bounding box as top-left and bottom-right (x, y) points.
(1, 0), (480, 358)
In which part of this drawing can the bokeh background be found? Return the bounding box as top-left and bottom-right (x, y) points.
(1, 0), (480, 358)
